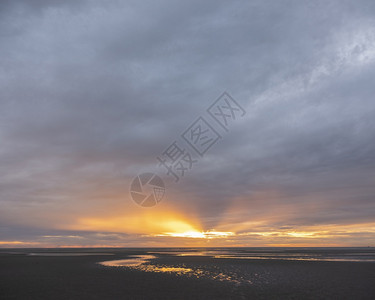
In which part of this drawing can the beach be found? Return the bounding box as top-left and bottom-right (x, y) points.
(1, 248), (374, 299)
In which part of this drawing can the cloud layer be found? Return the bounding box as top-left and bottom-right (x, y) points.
(1, 0), (375, 247)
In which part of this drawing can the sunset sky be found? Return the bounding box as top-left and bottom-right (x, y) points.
(1, 0), (375, 248)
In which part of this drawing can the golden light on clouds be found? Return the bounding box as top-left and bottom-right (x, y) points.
(68, 208), (202, 236)
(55, 203), (375, 247)
(154, 230), (234, 239)
(0, 241), (37, 246)
(3, 195), (374, 247)
(240, 231), (329, 238)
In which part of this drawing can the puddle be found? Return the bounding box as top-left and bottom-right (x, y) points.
(139, 265), (193, 274)
(99, 255), (156, 267)
(99, 255), (193, 275)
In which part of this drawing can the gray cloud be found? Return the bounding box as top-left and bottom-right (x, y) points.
(1, 0), (375, 246)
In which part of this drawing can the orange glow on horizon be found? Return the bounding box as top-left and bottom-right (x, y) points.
(67, 209), (203, 236)
(0, 241), (38, 246)
(153, 230), (234, 239)
(2, 196), (375, 248)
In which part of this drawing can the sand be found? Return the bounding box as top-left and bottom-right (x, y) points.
(0, 248), (374, 299)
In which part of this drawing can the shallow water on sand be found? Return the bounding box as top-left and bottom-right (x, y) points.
(149, 247), (375, 262)
(99, 255), (194, 275)
(99, 247), (375, 285)
(99, 255), (156, 267)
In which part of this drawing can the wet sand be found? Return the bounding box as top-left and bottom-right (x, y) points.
(0, 248), (374, 299)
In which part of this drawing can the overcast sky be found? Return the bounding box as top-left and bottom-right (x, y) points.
(1, 0), (375, 247)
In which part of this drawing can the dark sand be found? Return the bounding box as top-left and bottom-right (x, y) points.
(1, 248), (374, 299)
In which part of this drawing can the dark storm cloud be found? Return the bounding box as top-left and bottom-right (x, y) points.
(1, 0), (375, 245)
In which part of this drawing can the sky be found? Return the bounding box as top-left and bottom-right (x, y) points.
(0, 0), (375, 247)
